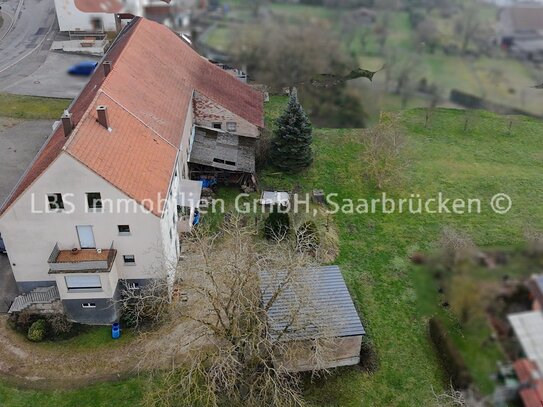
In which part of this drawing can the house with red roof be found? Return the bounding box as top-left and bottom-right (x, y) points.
(0, 17), (263, 324)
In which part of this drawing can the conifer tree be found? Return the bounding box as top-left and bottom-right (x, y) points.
(271, 88), (313, 171)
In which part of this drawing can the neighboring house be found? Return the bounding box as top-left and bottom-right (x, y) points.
(0, 17), (263, 325)
(512, 359), (543, 407)
(54, 0), (202, 35)
(497, 3), (543, 60)
(507, 275), (543, 407)
(261, 265), (365, 372)
(54, 0), (121, 34)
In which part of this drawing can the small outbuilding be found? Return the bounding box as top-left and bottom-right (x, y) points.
(260, 265), (365, 372)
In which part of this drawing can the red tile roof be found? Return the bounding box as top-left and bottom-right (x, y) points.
(0, 17), (263, 217)
(519, 384), (543, 407)
(515, 359), (541, 384)
(74, 0), (123, 13)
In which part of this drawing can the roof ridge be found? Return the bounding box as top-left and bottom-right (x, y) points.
(98, 18), (141, 91)
(99, 90), (178, 149)
(63, 90), (104, 151)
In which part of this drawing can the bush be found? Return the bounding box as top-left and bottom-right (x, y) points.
(27, 319), (47, 342)
(46, 314), (74, 338)
(264, 207), (290, 240)
(9, 310), (41, 334)
(296, 220), (320, 252)
(429, 317), (472, 389)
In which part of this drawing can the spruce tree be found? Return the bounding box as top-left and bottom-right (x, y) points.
(270, 88), (313, 171)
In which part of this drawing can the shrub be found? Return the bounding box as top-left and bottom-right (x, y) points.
(296, 220), (320, 252)
(9, 310), (41, 334)
(46, 314), (74, 338)
(264, 207), (290, 240)
(27, 319), (47, 342)
(428, 317), (472, 389)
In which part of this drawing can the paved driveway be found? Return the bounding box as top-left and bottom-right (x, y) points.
(0, 118), (52, 203)
(0, 118), (53, 310)
(2, 52), (99, 99)
(0, 254), (17, 313)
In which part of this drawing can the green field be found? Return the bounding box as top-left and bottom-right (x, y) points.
(261, 97), (543, 403)
(206, 1), (543, 117)
(0, 94), (70, 120)
(2, 97), (543, 405)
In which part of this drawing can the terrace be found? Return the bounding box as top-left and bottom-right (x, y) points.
(48, 242), (116, 274)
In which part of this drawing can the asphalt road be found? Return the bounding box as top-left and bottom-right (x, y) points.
(0, 0), (57, 92)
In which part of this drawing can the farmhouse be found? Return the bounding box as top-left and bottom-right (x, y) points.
(53, 0), (202, 36)
(261, 265), (365, 371)
(0, 17), (263, 325)
(497, 3), (543, 60)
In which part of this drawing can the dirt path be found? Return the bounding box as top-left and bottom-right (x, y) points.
(0, 316), (206, 389)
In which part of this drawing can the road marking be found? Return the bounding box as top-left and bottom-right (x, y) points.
(0, 19), (55, 74)
(0, 11), (15, 42)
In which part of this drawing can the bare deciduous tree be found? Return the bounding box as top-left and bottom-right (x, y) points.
(455, 6), (482, 53)
(432, 384), (490, 406)
(360, 122), (408, 189)
(439, 227), (477, 270)
(137, 216), (341, 407)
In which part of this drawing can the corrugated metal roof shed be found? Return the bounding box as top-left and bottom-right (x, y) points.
(509, 311), (543, 373)
(261, 265), (365, 341)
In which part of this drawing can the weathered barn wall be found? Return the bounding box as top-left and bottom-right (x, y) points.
(189, 127), (256, 173)
(273, 336), (363, 372)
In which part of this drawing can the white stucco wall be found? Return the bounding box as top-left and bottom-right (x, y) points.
(0, 153), (168, 288)
(54, 0), (118, 32)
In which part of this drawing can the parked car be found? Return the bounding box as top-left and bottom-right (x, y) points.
(68, 61), (98, 76)
(0, 234), (6, 254)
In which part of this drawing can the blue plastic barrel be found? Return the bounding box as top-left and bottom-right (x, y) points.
(193, 210), (201, 226)
(112, 322), (121, 339)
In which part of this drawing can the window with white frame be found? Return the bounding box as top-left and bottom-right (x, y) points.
(118, 225), (131, 235)
(226, 122), (237, 132)
(81, 303), (96, 309)
(123, 255), (136, 265)
(127, 282), (140, 290)
(65, 275), (101, 291)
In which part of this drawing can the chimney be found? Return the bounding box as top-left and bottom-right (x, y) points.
(97, 106), (110, 130)
(61, 111), (73, 137)
(103, 61), (112, 77)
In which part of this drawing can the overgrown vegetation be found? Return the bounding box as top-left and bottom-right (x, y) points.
(429, 317), (472, 389)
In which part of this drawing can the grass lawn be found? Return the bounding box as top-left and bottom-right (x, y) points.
(0, 378), (144, 407)
(260, 97), (543, 403)
(0, 93), (70, 120)
(36, 326), (135, 352)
